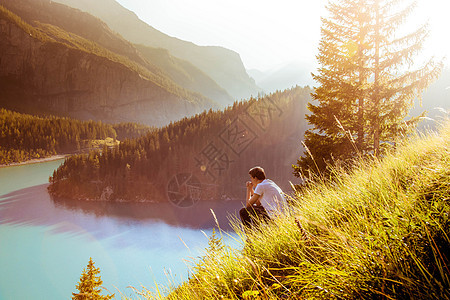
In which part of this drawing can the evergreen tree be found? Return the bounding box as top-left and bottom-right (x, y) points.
(72, 257), (114, 300)
(206, 228), (224, 254)
(294, 0), (442, 178)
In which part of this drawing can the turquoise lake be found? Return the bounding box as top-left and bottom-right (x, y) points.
(0, 160), (242, 299)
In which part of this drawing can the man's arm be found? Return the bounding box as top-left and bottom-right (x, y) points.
(246, 193), (261, 208)
(246, 181), (253, 203)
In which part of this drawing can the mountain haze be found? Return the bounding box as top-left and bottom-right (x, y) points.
(52, 0), (262, 101)
(411, 67), (450, 128)
(248, 61), (315, 94)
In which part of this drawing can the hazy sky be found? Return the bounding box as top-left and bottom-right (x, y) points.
(115, 0), (449, 71)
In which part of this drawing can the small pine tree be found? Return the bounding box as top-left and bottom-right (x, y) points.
(206, 228), (224, 254)
(72, 257), (114, 300)
(195, 228), (225, 270)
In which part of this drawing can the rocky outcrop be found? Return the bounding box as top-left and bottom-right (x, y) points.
(0, 9), (213, 126)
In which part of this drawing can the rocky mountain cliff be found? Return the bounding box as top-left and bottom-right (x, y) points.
(52, 0), (262, 101)
(2, 0), (233, 107)
(0, 1), (220, 126)
(2, 0), (146, 67)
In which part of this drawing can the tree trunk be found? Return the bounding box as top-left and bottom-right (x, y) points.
(373, 0), (380, 157)
(357, 45), (364, 151)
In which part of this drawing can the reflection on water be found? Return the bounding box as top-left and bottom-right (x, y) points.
(51, 195), (243, 230)
(0, 184), (243, 233)
(0, 161), (244, 299)
(0, 183), (244, 250)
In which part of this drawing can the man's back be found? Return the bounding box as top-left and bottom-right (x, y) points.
(253, 179), (285, 216)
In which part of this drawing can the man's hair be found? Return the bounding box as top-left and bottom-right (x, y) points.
(248, 166), (266, 180)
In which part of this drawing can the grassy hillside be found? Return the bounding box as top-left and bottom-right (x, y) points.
(138, 120), (450, 299)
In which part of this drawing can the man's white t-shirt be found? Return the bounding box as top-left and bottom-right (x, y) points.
(253, 179), (286, 216)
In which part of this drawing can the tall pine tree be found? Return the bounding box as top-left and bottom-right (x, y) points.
(72, 257), (114, 300)
(294, 0), (442, 178)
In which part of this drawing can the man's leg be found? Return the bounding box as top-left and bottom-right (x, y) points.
(254, 206), (270, 224)
(239, 207), (253, 229)
(240, 206), (270, 229)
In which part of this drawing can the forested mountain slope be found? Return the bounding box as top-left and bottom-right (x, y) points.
(49, 87), (312, 203)
(0, 108), (154, 165)
(0, 108), (116, 164)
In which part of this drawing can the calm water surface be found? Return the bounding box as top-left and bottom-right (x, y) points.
(0, 160), (242, 299)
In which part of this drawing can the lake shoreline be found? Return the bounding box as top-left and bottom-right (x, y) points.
(0, 155), (67, 169)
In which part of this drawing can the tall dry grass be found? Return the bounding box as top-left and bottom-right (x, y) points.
(131, 120), (449, 299)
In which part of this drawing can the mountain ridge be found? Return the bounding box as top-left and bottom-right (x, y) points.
(0, 0), (221, 126)
(52, 0), (262, 101)
(134, 44), (234, 106)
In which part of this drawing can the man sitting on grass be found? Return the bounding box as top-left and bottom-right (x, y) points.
(239, 166), (286, 229)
